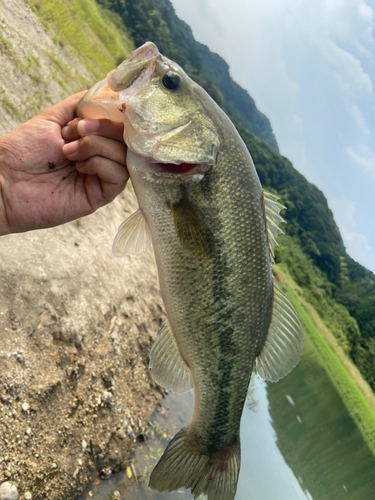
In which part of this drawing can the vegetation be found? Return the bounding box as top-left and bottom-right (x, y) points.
(0, 30), (16, 57)
(25, 0), (134, 81)
(0, 90), (23, 121)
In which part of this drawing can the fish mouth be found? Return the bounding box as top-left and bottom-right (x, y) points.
(107, 42), (159, 92)
(76, 42), (160, 121)
(127, 150), (209, 181)
(152, 162), (201, 176)
(149, 161), (212, 182)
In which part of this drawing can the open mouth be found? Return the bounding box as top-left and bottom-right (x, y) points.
(153, 163), (199, 175)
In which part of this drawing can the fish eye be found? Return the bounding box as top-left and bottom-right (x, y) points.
(162, 72), (181, 91)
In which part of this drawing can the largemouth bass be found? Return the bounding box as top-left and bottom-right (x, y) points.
(77, 42), (303, 500)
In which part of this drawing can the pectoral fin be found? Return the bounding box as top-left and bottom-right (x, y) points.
(149, 319), (192, 393)
(112, 208), (152, 257)
(171, 191), (214, 259)
(256, 283), (303, 382)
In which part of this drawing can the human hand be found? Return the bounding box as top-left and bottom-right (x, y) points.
(0, 92), (128, 235)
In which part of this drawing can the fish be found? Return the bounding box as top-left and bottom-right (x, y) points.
(76, 41), (304, 500)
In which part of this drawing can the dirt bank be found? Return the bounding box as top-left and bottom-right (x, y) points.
(0, 190), (166, 500)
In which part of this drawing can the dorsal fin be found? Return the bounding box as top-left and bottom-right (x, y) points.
(263, 190), (286, 262)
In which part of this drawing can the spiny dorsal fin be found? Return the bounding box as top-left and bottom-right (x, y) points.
(149, 319), (193, 393)
(112, 208), (152, 257)
(263, 190), (286, 262)
(256, 283), (304, 383)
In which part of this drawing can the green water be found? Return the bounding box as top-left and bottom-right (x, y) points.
(80, 335), (375, 500)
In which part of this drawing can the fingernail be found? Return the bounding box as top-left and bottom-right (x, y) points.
(63, 140), (79, 156)
(78, 119), (100, 135)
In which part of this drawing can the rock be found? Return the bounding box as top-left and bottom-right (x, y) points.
(116, 429), (126, 440)
(100, 467), (112, 479)
(1, 395), (11, 404)
(21, 403), (29, 412)
(102, 391), (112, 404)
(24, 493), (32, 500)
(0, 482), (19, 500)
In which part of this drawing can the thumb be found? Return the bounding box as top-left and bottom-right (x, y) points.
(42, 91), (88, 126)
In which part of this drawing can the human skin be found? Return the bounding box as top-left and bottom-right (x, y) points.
(0, 91), (128, 236)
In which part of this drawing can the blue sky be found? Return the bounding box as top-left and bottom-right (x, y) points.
(170, 0), (375, 273)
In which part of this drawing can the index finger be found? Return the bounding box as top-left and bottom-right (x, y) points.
(62, 117), (81, 142)
(77, 119), (125, 143)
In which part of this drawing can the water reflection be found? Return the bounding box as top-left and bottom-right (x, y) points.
(266, 338), (375, 500)
(79, 337), (375, 500)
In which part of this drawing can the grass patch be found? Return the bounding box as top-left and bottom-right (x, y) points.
(25, 0), (134, 81)
(276, 269), (375, 456)
(1, 93), (23, 121)
(51, 72), (68, 92)
(0, 32), (16, 57)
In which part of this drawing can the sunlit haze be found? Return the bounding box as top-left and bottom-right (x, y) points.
(171, 0), (375, 273)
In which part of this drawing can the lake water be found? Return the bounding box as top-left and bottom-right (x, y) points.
(80, 334), (375, 500)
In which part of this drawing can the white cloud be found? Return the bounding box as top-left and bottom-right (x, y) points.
(329, 195), (355, 228)
(346, 104), (370, 134)
(330, 195), (372, 266)
(294, 1), (374, 131)
(329, 46), (372, 97)
(345, 146), (375, 180)
(341, 228), (372, 260)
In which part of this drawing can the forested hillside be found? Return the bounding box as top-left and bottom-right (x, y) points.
(92, 0), (375, 391)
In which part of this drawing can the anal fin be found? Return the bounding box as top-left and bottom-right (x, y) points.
(256, 283), (303, 382)
(149, 319), (192, 393)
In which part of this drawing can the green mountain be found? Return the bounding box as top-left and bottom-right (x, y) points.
(94, 0), (375, 391)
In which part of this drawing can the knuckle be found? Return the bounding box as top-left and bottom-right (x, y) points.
(79, 135), (94, 153)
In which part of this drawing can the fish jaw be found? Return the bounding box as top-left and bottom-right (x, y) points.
(107, 41), (159, 91)
(75, 41), (159, 124)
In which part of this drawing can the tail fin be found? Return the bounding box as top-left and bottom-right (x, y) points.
(149, 428), (240, 500)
